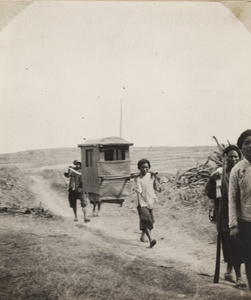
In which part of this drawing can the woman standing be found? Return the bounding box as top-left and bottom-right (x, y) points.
(207, 145), (246, 288)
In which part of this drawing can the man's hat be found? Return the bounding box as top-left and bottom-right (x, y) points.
(237, 129), (251, 149)
(73, 159), (80, 165)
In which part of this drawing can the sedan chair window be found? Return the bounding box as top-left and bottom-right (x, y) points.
(104, 148), (125, 161)
(85, 149), (93, 167)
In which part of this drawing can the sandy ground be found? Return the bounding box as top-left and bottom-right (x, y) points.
(29, 173), (211, 269)
(21, 170), (251, 300)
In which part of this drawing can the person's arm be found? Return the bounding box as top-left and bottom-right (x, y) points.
(69, 167), (81, 176)
(229, 167), (240, 239)
(134, 177), (141, 207)
(206, 168), (222, 200)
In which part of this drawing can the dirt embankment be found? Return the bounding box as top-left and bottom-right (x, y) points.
(1, 166), (251, 300)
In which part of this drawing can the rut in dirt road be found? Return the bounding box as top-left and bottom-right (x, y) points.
(29, 174), (72, 219)
(28, 172), (215, 274)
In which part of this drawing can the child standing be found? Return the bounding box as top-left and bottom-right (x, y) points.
(134, 158), (161, 248)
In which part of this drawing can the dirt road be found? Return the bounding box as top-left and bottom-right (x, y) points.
(25, 172), (251, 300)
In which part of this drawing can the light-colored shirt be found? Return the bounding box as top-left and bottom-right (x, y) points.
(210, 167), (231, 230)
(211, 167), (223, 198)
(229, 158), (251, 228)
(69, 168), (82, 191)
(134, 172), (158, 209)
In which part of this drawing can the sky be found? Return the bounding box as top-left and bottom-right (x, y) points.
(0, 1), (251, 154)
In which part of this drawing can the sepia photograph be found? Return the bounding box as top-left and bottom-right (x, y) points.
(1, 1), (251, 299)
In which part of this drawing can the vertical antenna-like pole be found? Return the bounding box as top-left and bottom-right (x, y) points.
(120, 98), (123, 138)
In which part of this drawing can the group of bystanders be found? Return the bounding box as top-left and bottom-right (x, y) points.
(207, 129), (251, 291)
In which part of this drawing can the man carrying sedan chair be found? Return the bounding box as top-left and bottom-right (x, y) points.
(64, 160), (90, 223)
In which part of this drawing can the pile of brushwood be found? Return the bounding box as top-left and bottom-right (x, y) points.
(0, 202), (57, 219)
(176, 136), (230, 189)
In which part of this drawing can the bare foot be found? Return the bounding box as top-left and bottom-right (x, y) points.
(140, 236), (148, 243)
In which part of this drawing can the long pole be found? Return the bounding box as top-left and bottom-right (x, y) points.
(120, 98), (123, 138)
(214, 154), (226, 283)
(214, 203), (222, 283)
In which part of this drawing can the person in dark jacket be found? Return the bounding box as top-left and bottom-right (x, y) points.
(207, 145), (246, 288)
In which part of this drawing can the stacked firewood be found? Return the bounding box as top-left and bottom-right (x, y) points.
(207, 136), (227, 167)
(177, 136), (229, 188)
(0, 203), (55, 219)
(177, 161), (213, 188)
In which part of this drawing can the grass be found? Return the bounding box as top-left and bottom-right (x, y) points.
(1, 212), (248, 300)
(0, 145), (217, 175)
(0, 166), (36, 207)
(0, 214), (198, 300)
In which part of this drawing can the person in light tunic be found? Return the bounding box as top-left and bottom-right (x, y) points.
(229, 129), (251, 291)
(134, 158), (161, 248)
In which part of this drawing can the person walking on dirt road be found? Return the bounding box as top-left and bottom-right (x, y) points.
(229, 129), (251, 291)
(134, 158), (161, 248)
(64, 160), (90, 223)
(207, 145), (246, 289)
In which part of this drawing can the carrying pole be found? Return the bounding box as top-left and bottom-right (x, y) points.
(120, 98), (123, 138)
(214, 154), (226, 283)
